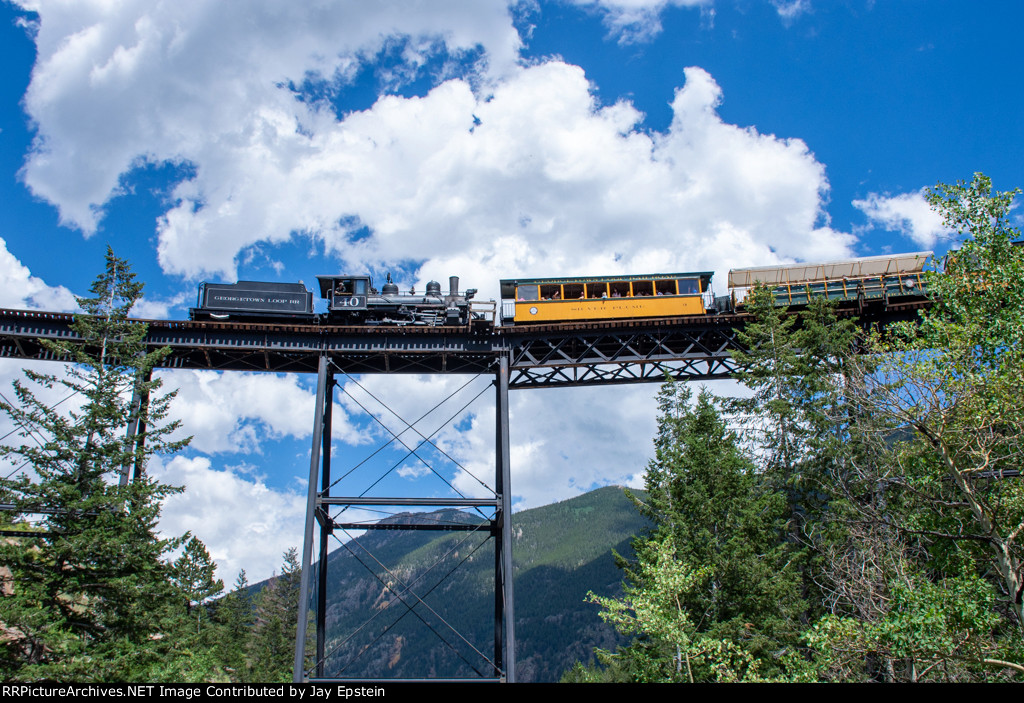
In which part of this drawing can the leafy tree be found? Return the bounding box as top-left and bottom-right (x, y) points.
(0, 248), (190, 680)
(586, 381), (807, 682)
(804, 173), (1024, 680)
(857, 175), (1024, 628)
(807, 572), (1022, 681)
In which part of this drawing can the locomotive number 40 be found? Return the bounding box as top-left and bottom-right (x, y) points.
(335, 295), (367, 308)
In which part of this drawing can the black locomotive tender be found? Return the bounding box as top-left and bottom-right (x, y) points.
(191, 274), (483, 327)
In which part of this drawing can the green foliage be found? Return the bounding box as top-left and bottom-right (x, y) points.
(800, 173), (1024, 680)
(807, 573), (1020, 681)
(246, 548), (308, 683)
(588, 535), (802, 682)
(172, 534), (225, 634)
(851, 175), (1024, 638)
(731, 287), (859, 515)
(923, 173), (1024, 359)
(586, 381), (807, 682)
(213, 570), (254, 675)
(0, 249), (197, 681)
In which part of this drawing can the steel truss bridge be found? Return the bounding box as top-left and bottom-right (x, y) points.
(0, 296), (927, 682)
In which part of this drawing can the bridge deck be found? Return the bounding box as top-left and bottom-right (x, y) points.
(0, 296), (929, 387)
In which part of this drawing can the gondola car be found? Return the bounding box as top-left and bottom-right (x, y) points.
(189, 281), (316, 322)
(318, 274), (483, 327)
(500, 272), (716, 324)
(726, 251), (932, 311)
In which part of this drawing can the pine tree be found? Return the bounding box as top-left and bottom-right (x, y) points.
(730, 286), (859, 522)
(0, 248), (190, 681)
(588, 381), (807, 682)
(245, 548), (307, 682)
(171, 534), (225, 635)
(215, 570), (254, 676)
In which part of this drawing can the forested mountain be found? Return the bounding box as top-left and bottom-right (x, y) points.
(283, 486), (649, 682)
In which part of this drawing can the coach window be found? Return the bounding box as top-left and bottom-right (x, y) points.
(564, 283), (585, 299)
(586, 282), (608, 298)
(540, 284), (562, 300)
(676, 278), (699, 295)
(633, 281), (654, 297)
(517, 285), (539, 301)
(609, 281), (630, 298)
(655, 279), (677, 296)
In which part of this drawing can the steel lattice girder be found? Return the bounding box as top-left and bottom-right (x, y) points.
(508, 356), (741, 389)
(503, 323), (742, 388)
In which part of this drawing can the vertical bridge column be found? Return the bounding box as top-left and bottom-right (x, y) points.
(495, 353), (516, 681)
(292, 354), (516, 682)
(120, 367), (152, 485)
(295, 355), (333, 682)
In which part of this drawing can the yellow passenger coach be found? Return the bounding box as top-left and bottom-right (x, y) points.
(499, 272), (714, 324)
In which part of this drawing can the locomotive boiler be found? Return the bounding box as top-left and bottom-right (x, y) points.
(317, 274), (480, 326)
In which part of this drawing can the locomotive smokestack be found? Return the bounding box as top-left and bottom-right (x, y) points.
(449, 276), (459, 296)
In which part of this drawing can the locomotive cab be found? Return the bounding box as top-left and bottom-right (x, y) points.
(317, 275), (370, 314)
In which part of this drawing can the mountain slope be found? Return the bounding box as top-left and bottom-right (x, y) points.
(310, 485), (649, 681)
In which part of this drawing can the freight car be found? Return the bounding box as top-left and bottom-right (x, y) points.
(726, 251), (932, 311)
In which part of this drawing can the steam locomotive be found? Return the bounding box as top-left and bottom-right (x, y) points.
(190, 274), (485, 327)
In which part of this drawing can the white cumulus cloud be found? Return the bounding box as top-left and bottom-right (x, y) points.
(853, 189), (951, 248)
(568, 0), (711, 43)
(151, 453), (308, 583)
(153, 62), (851, 296)
(14, 2), (853, 290)
(0, 236), (78, 311)
(159, 369), (363, 454)
(15, 0), (521, 236)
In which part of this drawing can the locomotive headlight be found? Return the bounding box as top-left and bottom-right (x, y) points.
(465, 288), (477, 300)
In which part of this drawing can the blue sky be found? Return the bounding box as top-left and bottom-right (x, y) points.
(1, 0), (1022, 581)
